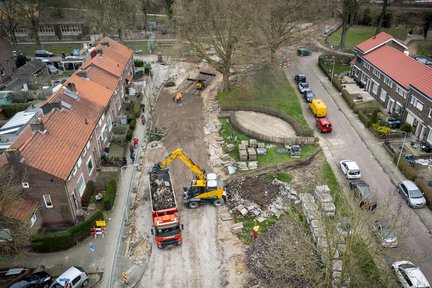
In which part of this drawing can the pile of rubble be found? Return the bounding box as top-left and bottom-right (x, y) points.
(150, 177), (175, 211)
(226, 176), (299, 225)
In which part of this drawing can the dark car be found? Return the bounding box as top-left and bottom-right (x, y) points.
(303, 90), (315, 102)
(10, 271), (52, 288)
(298, 82), (310, 94)
(294, 74), (306, 83)
(34, 50), (54, 57)
(349, 180), (377, 210)
(297, 47), (311, 56)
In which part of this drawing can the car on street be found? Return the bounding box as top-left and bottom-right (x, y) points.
(316, 118), (332, 133)
(397, 180), (427, 208)
(297, 47), (311, 56)
(339, 160), (361, 179)
(34, 50), (54, 57)
(298, 82), (310, 94)
(372, 219), (398, 248)
(392, 260), (430, 288)
(50, 266), (89, 288)
(10, 271), (52, 288)
(294, 74), (306, 83)
(349, 180), (377, 210)
(303, 90), (315, 103)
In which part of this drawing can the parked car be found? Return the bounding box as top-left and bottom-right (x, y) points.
(349, 180), (377, 210)
(340, 160), (361, 179)
(298, 82), (310, 94)
(50, 266), (89, 288)
(297, 47), (311, 56)
(303, 90), (315, 103)
(316, 118), (332, 133)
(46, 64), (58, 74)
(397, 180), (427, 208)
(294, 74), (306, 83)
(34, 50), (54, 57)
(10, 271), (52, 288)
(392, 260), (430, 288)
(372, 219), (398, 248)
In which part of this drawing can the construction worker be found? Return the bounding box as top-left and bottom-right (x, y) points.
(196, 80), (204, 90)
(175, 92), (182, 104)
(253, 222), (260, 240)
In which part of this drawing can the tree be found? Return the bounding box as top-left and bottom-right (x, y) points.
(109, 0), (138, 41)
(375, 0), (389, 35)
(173, 0), (251, 91)
(423, 13), (432, 40)
(336, 0), (367, 50)
(22, 0), (46, 46)
(0, 0), (23, 49)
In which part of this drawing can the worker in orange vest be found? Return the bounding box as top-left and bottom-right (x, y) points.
(174, 92), (182, 104)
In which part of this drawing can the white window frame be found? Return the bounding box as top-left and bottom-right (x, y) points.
(82, 147), (87, 157)
(22, 182), (30, 189)
(108, 115), (113, 131)
(87, 156), (94, 176)
(396, 85), (407, 98)
(372, 68), (380, 78)
(429, 108), (432, 119)
(379, 89), (387, 102)
(427, 128), (432, 145)
(77, 157), (82, 168)
(43, 194), (53, 208)
(372, 82), (379, 95)
(100, 124), (107, 142)
(363, 61), (371, 70)
(86, 140), (90, 149)
(77, 174), (86, 197)
(30, 213), (37, 227)
(410, 97), (424, 112)
(72, 165), (78, 177)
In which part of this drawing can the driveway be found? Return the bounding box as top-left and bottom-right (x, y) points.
(288, 54), (432, 279)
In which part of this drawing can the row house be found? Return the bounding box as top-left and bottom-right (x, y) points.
(352, 32), (432, 144)
(3, 37), (134, 232)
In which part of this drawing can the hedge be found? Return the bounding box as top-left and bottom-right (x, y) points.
(31, 210), (104, 252)
(134, 101), (141, 118)
(340, 89), (354, 108)
(415, 178), (432, 209)
(144, 63), (151, 74)
(129, 119), (136, 131)
(0, 103), (33, 118)
(134, 59), (144, 67)
(126, 128), (133, 141)
(393, 153), (417, 181)
(103, 180), (117, 210)
(81, 180), (95, 207)
(357, 110), (371, 128)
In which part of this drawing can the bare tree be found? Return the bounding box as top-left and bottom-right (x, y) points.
(336, 0), (368, 50)
(0, 0), (23, 49)
(109, 0), (138, 41)
(0, 165), (23, 216)
(375, 0), (389, 35)
(22, 0), (46, 46)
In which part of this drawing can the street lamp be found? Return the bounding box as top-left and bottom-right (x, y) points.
(330, 56), (336, 85)
(394, 131), (407, 174)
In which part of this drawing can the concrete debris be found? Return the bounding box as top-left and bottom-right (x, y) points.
(150, 174), (175, 211)
(227, 165), (237, 174)
(249, 139), (257, 148)
(257, 142), (265, 148)
(239, 143), (248, 151)
(232, 222), (244, 234)
(314, 185), (330, 197)
(237, 162), (248, 170)
(316, 193), (333, 204)
(225, 144), (236, 152)
(248, 161), (258, 170)
(241, 140), (249, 146)
(256, 147), (267, 155)
(220, 154), (231, 161)
(251, 209), (261, 216)
(239, 150), (248, 161)
(257, 216), (266, 223)
(203, 124), (212, 135)
(221, 213), (233, 221)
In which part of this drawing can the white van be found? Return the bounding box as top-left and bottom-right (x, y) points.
(50, 266), (89, 288)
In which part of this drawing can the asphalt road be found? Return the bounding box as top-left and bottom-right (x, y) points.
(288, 54), (432, 280)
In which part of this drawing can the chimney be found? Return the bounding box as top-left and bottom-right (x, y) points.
(67, 82), (76, 92)
(30, 118), (46, 134)
(77, 70), (88, 79)
(96, 49), (103, 56)
(102, 41), (110, 47)
(51, 101), (63, 111)
(5, 148), (25, 164)
(41, 101), (63, 115)
(90, 49), (97, 59)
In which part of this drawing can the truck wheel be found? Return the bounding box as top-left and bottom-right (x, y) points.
(213, 198), (223, 207)
(188, 201), (199, 209)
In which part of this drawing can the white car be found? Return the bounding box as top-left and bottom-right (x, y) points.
(339, 160), (361, 179)
(392, 261), (430, 288)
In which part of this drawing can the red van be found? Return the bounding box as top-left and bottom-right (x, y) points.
(316, 118), (332, 133)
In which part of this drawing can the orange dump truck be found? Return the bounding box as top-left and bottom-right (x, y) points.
(149, 169), (183, 248)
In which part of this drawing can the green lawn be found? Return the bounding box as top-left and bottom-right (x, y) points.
(327, 25), (409, 51)
(413, 40), (432, 56)
(219, 67), (309, 135)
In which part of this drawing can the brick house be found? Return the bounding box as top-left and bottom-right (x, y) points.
(3, 37), (134, 231)
(351, 32), (432, 144)
(0, 38), (17, 89)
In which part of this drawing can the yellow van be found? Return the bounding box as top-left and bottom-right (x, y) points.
(309, 99), (327, 118)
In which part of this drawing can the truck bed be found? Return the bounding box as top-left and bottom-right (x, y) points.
(150, 169), (177, 212)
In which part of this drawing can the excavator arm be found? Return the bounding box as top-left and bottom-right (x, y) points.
(154, 149), (205, 181)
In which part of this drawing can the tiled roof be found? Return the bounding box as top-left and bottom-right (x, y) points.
(82, 55), (124, 77)
(4, 199), (38, 221)
(86, 66), (119, 91)
(356, 32), (401, 54)
(12, 75), (113, 180)
(363, 45), (432, 99)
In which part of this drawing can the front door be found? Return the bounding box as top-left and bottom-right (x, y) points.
(387, 98), (395, 113)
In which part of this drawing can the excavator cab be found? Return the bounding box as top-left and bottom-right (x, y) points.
(195, 80), (205, 90)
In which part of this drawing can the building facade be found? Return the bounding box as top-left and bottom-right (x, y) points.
(0, 38), (17, 89)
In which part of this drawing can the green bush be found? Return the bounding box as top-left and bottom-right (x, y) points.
(371, 123), (391, 137)
(31, 210), (103, 252)
(126, 129), (133, 141)
(113, 125), (128, 135)
(393, 153), (417, 181)
(400, 123), (412, 133)
(134, 59), (144, 67)
(370, 110), (378, 125)
(358, 110), (371, 128)
(0, 103), (33, 118)
(103, 180), (117, 210)
(415, 178), (432, 209)
(144, 63), (151, 74)
(134, 101), (141, 118)
(129, 119), (136, 131)
(81, 180), (95, 207)
(134, 70), (144, 79)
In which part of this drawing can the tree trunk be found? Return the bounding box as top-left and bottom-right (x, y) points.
(10, 29), (18, 50)
(375, 0), (388, 35)
(222, 69), (230, 91)
(32, 27), (40, 45)
(339, 20), (348, 50)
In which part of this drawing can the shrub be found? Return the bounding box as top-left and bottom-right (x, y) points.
(126, 129), (133, 141)
(393, 153), (417, 181)
(371, 123), (391, 137)
(134, 101), (141, 118)
(81, 181), (95, 207)
(358, 110), (371, 128)
(370, 110), (378, 125)
(134, 70), (144, 79)
(129, 119), (136, 131)
(415, 178), (432, 209)
(400, 123), (412, 133)
(113, 125), (128, 135)
(31, 210), (103, 252)
(144, 63), (151, 74)
(341, 89), (354, 108)
(0, 103), (33, 118)
(103, 180), (117, 210)
(134, 59), (144, 67)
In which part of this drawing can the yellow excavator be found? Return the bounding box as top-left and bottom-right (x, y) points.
(152, 148), (226, 209)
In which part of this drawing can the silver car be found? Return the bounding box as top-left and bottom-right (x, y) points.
(392, 261), (430, 288)
(372, 219), (397, 248)
(397, 180), (426, 208)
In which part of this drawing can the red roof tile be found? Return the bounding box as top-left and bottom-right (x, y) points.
(85, 66), (119, 91)
(4, 199), (38, 221)
(356, 32), (397, 53)
(363, 45), (432, 98)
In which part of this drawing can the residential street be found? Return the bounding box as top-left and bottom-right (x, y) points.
(288, 53), (432, 279)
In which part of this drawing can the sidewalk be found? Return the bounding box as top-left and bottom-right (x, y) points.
(313, 63), (432, 233)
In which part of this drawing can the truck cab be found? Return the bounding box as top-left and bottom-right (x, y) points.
(153, 213), (183, 248)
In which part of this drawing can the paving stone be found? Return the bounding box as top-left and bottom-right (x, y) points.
(249, 139), (257, 148)
(220, 213), (233, 221)
(257, 216), (266, 223)
(314, 185), (330, 197)
(239, 208), (248, 216)
(333, 260), (343, 272)
(316, 193), (333, 204)
(225, 144), (235, 152)
(251, 209), (261, 216)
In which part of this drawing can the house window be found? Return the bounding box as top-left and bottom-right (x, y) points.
(72, 190), (79, 210)
(379, 89), (387, 102)
(116, 99), (121, 111)
(383, 76), (393, 88)
(87, 156), (94, 175)
(396, 85), (407, 98)
(15, 27), (27, 36)
(372, 68), (380, 78)
(0, 69), (4, 76)
(60, 24), (81, 34)
(395, 102), (403, 114)
(410, 97), (424, 111)
(82, 147), (87, 157)
(86, 140), (90, 149)
(429, 108), (432, 119)
(30, 213), (37, 227)
(72, 165), (78, 176)
(372, 82), (379, 95)
(363, 61), (371, 70)
(108, 115), (113, 131)
(43, 194), (53, 208)
(77, 174), (86, 197)
(100, 124), (107, 142)
(428, 129), (432, 145)
(22, 182), (30, 189)
(77, 157), (82, 168)
(38, 25), (54, 35)
(361, 73), (366, 84)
